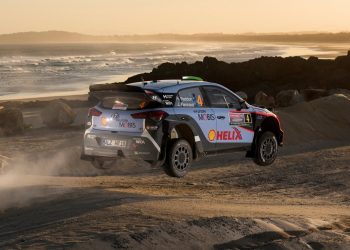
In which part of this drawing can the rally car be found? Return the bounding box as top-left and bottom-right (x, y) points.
(81, 77), (283, 177)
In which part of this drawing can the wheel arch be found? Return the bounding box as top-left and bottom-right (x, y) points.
(166, 122), (202, 160)
(257, 116), (283, 146)
(247, 115), (283, 158)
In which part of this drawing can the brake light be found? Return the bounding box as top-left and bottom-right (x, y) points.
(88, 108), (102, 117)
(131, 110), (168, 121)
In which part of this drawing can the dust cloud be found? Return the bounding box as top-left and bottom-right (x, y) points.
(0, 147), (92, 211)
(0, 145), (155, 211)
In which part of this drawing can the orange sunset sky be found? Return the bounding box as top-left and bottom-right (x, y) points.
(0, 0), (349, 35)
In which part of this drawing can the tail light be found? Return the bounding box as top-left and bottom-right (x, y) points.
(131, 110), (168, 122)
(88, 108), (102, 117)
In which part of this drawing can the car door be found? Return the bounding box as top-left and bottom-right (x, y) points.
(202, 86), (254, 151)
(173, 87), (216, 151)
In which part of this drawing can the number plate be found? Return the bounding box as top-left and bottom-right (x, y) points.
(103, 139), (127, 147)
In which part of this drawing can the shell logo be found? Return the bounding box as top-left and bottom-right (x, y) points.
(208, 129), (216, 142)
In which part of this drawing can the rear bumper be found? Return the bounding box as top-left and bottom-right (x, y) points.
(81, 128), (161, 161)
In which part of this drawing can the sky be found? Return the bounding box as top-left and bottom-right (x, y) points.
(0, 0), (350, 35)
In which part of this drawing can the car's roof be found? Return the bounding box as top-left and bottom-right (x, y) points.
(127, 80), (223, 93)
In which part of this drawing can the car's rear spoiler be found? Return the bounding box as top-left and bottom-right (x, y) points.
(89, 84), (145, 102)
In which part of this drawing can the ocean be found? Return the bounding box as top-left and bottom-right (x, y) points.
(0, 42), (349, 100)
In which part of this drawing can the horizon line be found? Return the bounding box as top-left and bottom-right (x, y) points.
(2, 30), (350, 37)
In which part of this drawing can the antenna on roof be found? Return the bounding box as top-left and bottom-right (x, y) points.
(182, 76), (203, 81)
(141, 77), (147, 87)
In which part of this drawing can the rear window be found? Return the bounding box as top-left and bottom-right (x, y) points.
(100, 92), (161, 110)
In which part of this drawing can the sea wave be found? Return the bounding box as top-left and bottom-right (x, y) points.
(0, 42), (348, 100)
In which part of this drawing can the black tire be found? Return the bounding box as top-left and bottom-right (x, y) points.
(91, 158), (117, 170)
(254, 131), (278, 166)
(164, 139), (193, 178)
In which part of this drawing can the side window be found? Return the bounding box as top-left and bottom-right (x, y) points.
(175, 87), (205, 108)
(204, 87), (240, 109)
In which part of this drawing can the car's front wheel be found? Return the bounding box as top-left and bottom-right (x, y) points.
(164, 139), (193, 177)
(254, 131), (278, 166)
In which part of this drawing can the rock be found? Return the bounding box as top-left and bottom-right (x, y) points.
(254, 91), (275, 108)
(329, 88), (350, 97)
(41, 101), (76, 128)
(307, 56), (319, 62)
(301, 89), (329, 102)
(235, 91), (248, 101)
(276, 90), (303, 107)
(91, 51), (350, 100)
(0, 107), (24, 136)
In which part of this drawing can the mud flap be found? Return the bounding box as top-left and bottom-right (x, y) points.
(80, 154), (92, 161)
(245, 150), (254, 158)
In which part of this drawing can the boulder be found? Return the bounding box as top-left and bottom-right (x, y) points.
(0, 107), (24, 136)
(254, 91), (275, 108)
(41, 101), (76, 128)
(328, 88), (350, 97)
(301, 89), (329, 102)
(276, 90), (303, 107)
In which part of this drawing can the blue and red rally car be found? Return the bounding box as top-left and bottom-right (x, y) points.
(81, 77), (283, 177)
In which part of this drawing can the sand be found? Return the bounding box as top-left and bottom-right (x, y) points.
(0, 94), (349, 249)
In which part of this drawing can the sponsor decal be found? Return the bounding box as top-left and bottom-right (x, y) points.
(162, 94), (174, 99)
(117, 119), (136, 128)
(208, 128), (242, 141)
(164, 100), (173, 106)
(216, 128), (242, 141)
(134, 151), (151, 155)
(193, 109), (206, 113)
(198, 113), (216, 121)
(208, 129), (216, 141)
(133, 138), (145, 144)
(111, 115), (136, 128)
(229, 111), (252, 125)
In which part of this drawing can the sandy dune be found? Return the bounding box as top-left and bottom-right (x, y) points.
(0, 94), (349, 249)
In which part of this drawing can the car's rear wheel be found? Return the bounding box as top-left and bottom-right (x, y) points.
(254, 131), (278, 166)
(164, 139), (192, 178)
(91, 157), (117, 169)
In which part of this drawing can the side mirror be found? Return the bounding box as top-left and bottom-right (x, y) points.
(228, 100), (246, 110)
(238, 100), (247, 110)
(228, 103), (235, 109)
(236, 91), (248, 101)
